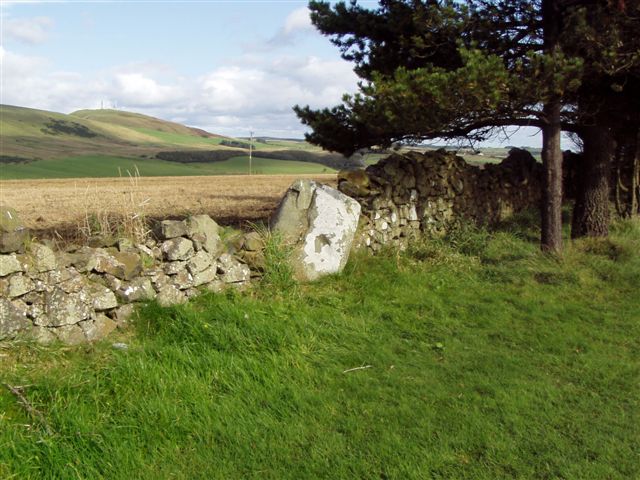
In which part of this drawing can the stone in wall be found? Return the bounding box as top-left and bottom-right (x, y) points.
(339, 149), (542, 252)
(0, 205), (29, 254)
(1, 212), (255, 345)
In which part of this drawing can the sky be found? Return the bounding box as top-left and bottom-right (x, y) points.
(1, 0), (544, 147)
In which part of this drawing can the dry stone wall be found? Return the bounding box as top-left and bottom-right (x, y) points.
(338, 149), (542, 251)
(0, 210), (255, 345)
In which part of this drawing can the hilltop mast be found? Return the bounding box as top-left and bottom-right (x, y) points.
(249, 131), (253, 176)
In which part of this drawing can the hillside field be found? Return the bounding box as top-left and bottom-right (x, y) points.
(0, 105), (346, 179)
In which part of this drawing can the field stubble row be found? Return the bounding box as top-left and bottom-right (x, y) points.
(0, 174), (337, 237)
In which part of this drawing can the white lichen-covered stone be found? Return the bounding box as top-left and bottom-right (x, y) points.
(118, 278), (156, 302)
(156, 284), (187, 307)
(217, 254), (250, 284)
(41, 288), (93, 327)
(192, 264), (218, 287)
(0, 297), (31, 339)
(271, 180), (360, 282)
(186, 250), (212, 275)
(186, 215), (223, 256)
(0, 254), (23, 277)
(29, 243), (57, 272)
(161, 237), (194, 261)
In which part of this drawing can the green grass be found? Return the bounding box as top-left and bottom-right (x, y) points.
(1, 217), (639, 479)
(0, 155), (335, 179)
(132, 127), (227, 147)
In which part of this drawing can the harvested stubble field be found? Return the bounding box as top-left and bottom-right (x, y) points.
(0, 174), (337, 237)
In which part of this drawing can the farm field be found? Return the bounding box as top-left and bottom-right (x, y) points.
(0, 155), (336, 180)
(0, 174), (337, 234)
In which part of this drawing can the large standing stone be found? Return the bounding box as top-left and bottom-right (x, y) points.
(0, 206), (29, 254)
(0, 297), (31, 339)
(271, 180), (361, 282)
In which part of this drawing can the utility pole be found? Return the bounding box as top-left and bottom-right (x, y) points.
(249, 130), (253, 175)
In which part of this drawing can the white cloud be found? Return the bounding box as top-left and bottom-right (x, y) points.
(0, 42), (359, 137)
(266, 7), (314, 48)
(3, 16), (53, 44)
(114, 73), (184, 107)
(283, 7), (312, 35)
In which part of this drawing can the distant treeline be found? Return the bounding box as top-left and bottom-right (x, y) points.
(41, 119), (98, 138)
(155, 149), (363, 170)
(0, 155), (34, 164)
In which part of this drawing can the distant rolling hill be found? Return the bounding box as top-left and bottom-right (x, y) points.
(0, 105), (355, 179)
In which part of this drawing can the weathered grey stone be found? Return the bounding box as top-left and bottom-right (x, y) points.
(88, 236), (117, 248)
(94, 250), (142, 280)
(163, 260), (187, 275)
(0, 297), (30, 339)
(156, 284), (186, 307)
(186, 215), (223, 256)
(186, 250), (212, 275)
(118, 278), (156, 302)
(205, 280), (226, 293)
(8, 273), (34, 298)
(54, 324), (86, 345)
(0, 254), (23, 277)
(102, 273), (122, 292)
(159, 220), (188, 239)
(81, 314), (118, 342)
(29, 326), (57, 344)
(29, 243), (57, 272)
(136, 244), (154, 259)
(0, 206), (29, 254)
(192, 264), (218, 287)
(117, 238), (134, 252)
(87, 281), (118, 311)
(110, 304), (136, 327)
(271, 181), (361, 282)
(57, 271), (87, 294)
(217, 254), (251, 284)
(161, 238), (193, 261)
(41, 288), (92, 327)
(242, 232), (264, 252)
(172, 269), (194, 290)
(269, 179), (314, 243)
(64, 248), (99, 272)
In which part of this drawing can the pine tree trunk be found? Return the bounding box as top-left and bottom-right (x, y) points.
(541, 101), (564, 252)
(571, 126), (612, 238)
(540, 0), (563, 253)
(633, 129), (640, 216)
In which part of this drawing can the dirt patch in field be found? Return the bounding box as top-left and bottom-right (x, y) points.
(0, 174), (337, 239)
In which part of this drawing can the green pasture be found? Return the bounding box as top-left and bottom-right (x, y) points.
(1, 214), (638, 479)
(0, 155), (335, 179)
